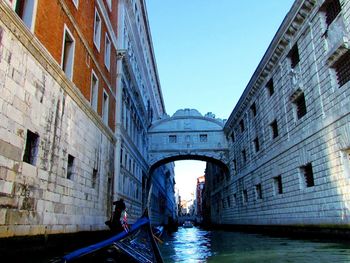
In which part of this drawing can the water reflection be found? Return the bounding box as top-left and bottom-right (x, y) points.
(159, 226), (350, 262)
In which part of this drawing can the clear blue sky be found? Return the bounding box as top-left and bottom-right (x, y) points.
(145, 1), (295, 200)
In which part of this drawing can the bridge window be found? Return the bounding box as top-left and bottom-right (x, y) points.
(255, 184), (262, 200)
(300, 163), (315, 188)
(169, 135), (177, 143)
(273, 175), (283, 195)
(200, 134), (208, 142)
(266, 78), (274, 97)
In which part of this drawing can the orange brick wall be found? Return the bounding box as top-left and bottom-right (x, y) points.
(33, 0), (117, 131)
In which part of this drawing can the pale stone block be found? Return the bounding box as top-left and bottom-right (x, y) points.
(0, 208), (6, 224)
(22, 162), (37, 177)
(0, 180), (13, 195)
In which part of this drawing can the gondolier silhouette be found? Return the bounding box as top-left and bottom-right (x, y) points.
(106, 198), (127, 233)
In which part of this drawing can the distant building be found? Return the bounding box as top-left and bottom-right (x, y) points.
(196, 175), (205, 218)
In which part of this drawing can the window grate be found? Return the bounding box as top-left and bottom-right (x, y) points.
(334, 51), (350, 87)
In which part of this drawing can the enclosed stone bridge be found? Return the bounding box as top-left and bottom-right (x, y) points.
(148, 109), (229, 172)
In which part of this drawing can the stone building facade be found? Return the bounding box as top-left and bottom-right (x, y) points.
(0, 0), (176, 239)
(115, 0), (176, 222)
(213, 0), (350, 227)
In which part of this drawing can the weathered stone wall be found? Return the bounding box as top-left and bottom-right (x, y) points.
(220, 0), (350, 227)
(0, 7), (115, 238)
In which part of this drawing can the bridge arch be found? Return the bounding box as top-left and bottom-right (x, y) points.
(148, 109), (229, 173)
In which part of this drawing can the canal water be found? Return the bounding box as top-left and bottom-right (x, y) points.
(159, 226), (350, 262)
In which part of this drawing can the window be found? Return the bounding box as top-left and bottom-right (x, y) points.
(102, 90), (109, 125)
(300, 163), (315, 188)
(92, 168), (98, 188)
(169, 135), (177, 143)
(61, 26), (75, 80)
(233, 193), (237, 206)
(253, 137), (260, 153)
(200, 134), (208, 142)
(104, 33), (111, 70)
(266, 78), (274, 96)
(241, 149), (247, 164)
(72, 0), (78, 8)
(230, 132), (235, 142)
(288, 44), (300, 69)
(239, 119), (245, 132)
(14, 0), (36, 30)
(250, 102), (257, 117)
(321, 0), (341, 26)
(333, 50), (350, 87)
(90, 71), (98, 111)
(255, 184), (262, 200)
(67, 154), (75, 180)
(242, 189), (248, 204)
(232, 159), (237, 174)
(273, 175), (283, 195)
(270, 119), (279, 139)
(292, 91), (307, 119)
(227, 196), (231, 207)
(93, 9), (102, 51)
(23, 130), (39, 165)
(106, 0), (112, 11)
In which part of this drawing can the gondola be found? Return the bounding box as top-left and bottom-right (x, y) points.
(50, 210), (164, 263)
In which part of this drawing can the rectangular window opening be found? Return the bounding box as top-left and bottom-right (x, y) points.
(67, 154), (75, 180)
(23, 130), (39, 165)
(239, 119), (245, 132)
(250, 102), (257, 117)
(270, 119), (279, 139)
(266, 78), (274, 96)
(242, 149), (247, 164)
(62, 26), (75, 80)
(200, 134), (208, 142)
(243, 189), (248, 204)
(255, 184), (262, 200)
(253, 137), (260, 153)
(92, 168), (98, 188)
(300, 163), (315, 188)
(93, 9), (102, 50)
(288, 44), (300, 69)
(102, 90), (109, 125)
(91, 71), (99, 111)
(169, 135), (177, 143)
(104, 34), (111, 70)
(321, 0), (341, 26)
(292, 92), (307, 119)
(273, 175), (283, 195)
(333, 51), (350, 87)
(15, 0), (36, 30)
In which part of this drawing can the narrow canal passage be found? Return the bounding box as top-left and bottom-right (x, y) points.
(159, 226), (350, 262)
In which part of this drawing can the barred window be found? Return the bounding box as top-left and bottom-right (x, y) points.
(300, 163), (315, 188)
(321, 0), (341, 26)
(242, 189), (248, 204)
(239, 119), (245, 132)
(23, 130), (39, 165)
(255, 184), (262, 200)
(253, 137), (260, 153)
(242, 149), (247, 164)
(67, 154), (75, 180)
(288, 44), (300, 69)
(250, 102), (257, 117)
(273, 175), (283, 195)
(293, 92), (307, 119)
(169, 135), (177, 143)
(333, 51), (350, 87)
(270, 119), (279, 139)
(266, 78), (274, 96)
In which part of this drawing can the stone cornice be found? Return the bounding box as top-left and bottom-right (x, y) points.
(0, 1), (116, 143)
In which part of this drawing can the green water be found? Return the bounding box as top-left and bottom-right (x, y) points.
(159, 226), (350, 262)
